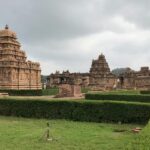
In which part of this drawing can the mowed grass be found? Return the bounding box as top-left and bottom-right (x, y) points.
(0, 116), (142, 150)
(126, 121), (150, 150)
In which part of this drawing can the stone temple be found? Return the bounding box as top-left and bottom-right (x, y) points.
(47, 53), (150, 91)
(0, 25), (41, 89)
(47, 53), (116, 91)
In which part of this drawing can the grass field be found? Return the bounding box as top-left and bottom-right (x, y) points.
(0, 116), (142, 150)
(0, 90), (148, 149)
(126, 121), (150, 150)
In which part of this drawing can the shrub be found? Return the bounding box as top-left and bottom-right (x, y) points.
(81, 87), (90, 93)
(85, 93), (150, 103)
(0, 88), (59, 96)
(0, 99), (150, 124)
(101, 90), (140, 95)
(140, 90), (150, 95)
(0, 89), (42, 96)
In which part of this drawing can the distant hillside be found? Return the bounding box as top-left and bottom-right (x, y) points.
(112, 68), (133, 76)
(41, 75), (48, 83)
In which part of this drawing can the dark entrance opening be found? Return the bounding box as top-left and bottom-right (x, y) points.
(59, 76), (73, 84)
(119, 76), (124, 88)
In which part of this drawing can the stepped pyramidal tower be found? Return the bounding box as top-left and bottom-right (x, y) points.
(89, 53), (116, 90)
(0, 25), (41, 89)
(90, 53), (110, 75)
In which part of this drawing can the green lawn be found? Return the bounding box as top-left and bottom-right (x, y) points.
(126, 121), (150, 150)
(0, 116), (142, 150)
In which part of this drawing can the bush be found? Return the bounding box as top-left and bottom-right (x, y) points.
(101, 90), (140, 95)
(0, 89), (42, 96)
(0, 99), (150, 124)
(140, 90), (150, 94)
(85, 93), (150, 103)
(81, 87), (90, 93)
(0, 88), (59, 96)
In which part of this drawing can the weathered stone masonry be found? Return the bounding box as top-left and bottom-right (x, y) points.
(0, 25), (41, 89)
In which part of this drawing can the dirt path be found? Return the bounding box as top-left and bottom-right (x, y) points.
(0, 95), (85, 100)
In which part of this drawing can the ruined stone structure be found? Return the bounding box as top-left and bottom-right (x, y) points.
(47, 54), (116, 90)
(57, 84), (82, 97)
(54, 74), (82, 98)
(47, 53), (150, 91)
(47, 70), (89, 88)
(119, 67), (150, 90)
(0, 25), (41, 89)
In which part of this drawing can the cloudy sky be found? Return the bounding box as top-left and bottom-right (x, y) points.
(0, 0), (150, 75)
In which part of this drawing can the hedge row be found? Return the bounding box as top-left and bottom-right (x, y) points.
(0, 99), (150, 124)
(0, 88), (59, 96)
(0, 90), (42, 96)
(140, 90), (150, 95)
(85, 93), (150, 103)
(42, 88), (59, 96)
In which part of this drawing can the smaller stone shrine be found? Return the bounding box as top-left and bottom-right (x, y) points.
(89, 53), (116, 90)
(56, 75), (82, 98)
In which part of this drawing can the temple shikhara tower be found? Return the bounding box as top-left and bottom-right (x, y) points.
(89, 54), (116, 90)
(0, 25), (41, 89)
(90, 54), (110, 75)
